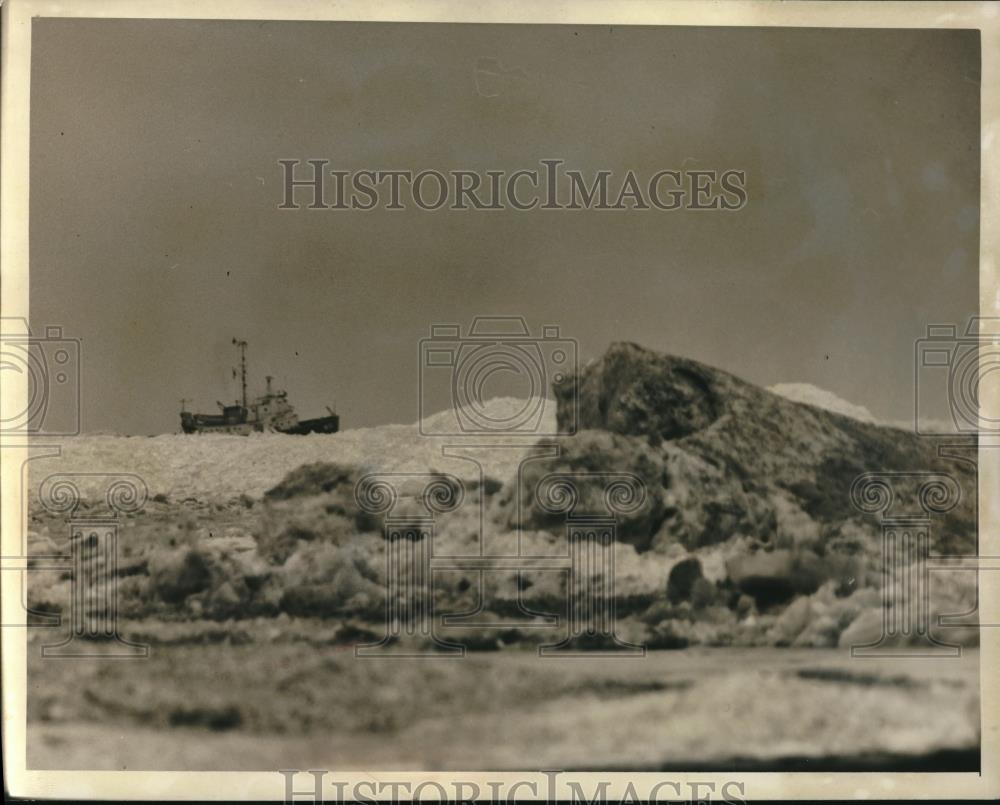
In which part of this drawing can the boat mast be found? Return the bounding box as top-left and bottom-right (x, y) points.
(233, 338), (248, 409)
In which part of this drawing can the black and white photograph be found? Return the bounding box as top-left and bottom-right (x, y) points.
(2, 1), (998, 801)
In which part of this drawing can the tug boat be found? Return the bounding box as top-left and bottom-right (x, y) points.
(180, 339), (339, 435)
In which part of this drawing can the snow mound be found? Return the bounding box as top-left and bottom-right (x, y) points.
(418, 395), (556, 434)
(768, 383), (878, 424)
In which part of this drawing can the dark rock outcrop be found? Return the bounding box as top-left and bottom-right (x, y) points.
(257, 462), (377, 564)
(549, 342), (975, 559)
(666, 557), (703, 604)
(148, 548), (213, 604)
(725, 549), (827, 609)
(505, 429), (668, 552)
(561, 344), (723, 441)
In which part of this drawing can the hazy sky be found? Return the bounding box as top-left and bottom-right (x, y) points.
(30, 20), (979, 434)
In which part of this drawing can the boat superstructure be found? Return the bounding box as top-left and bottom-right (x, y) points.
(180, 339), (339, 435)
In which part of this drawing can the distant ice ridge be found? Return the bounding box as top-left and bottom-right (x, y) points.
(33, 397), (558, 504)
(767, 383), (879, 424)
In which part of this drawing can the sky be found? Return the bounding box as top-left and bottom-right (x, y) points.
(29, 20), (980, 435)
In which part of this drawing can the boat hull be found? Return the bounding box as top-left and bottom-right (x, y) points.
(279, 414), (340, 435)
(180, 411), (339, 435)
